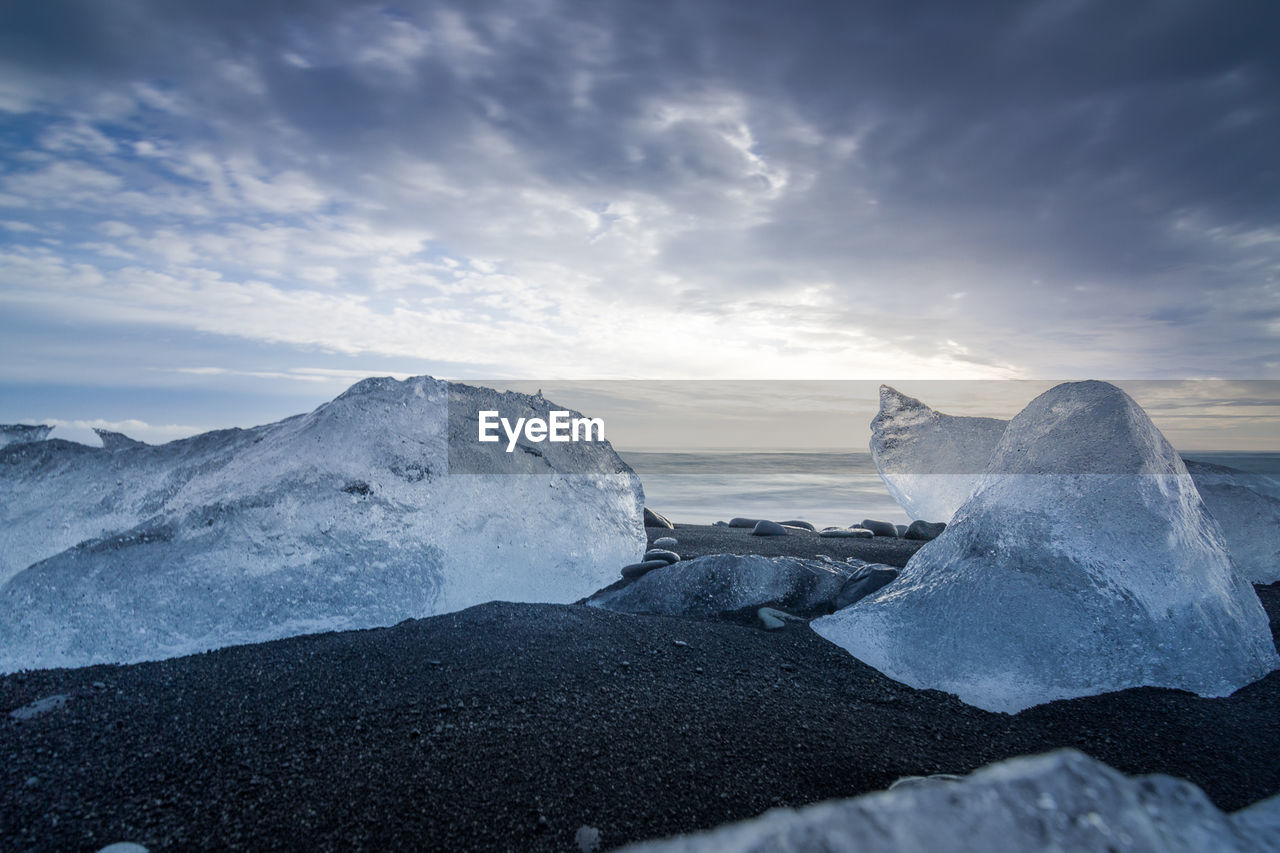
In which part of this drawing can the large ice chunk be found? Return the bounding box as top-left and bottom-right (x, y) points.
(0, 377), (645, 672)
(620, 750), (1279, 853)
(817, 381), (1278, 713)
(868, 385), (1005, 523)
(585, 554), (873, 618)
(870, 385), (1280, 583)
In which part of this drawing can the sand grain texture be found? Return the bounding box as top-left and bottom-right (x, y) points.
(2, 545), (1277, 852)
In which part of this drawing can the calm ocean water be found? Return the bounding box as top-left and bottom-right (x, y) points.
(621, 450), (1280, 530)
(620, 451), (910, 528)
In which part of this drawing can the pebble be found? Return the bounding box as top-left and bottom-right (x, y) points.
(576, 825), (602, 853)
(9, 694), (71, 721)
(652, 537), (678, 548)
(859, 519), (900, 537)
(904, 520), (947, 541)
(642, 549), (680, 565)
(780, 520), (817, 531)
(643, 507), (675, 529)
(818, 527), (873, 538)
(729, 517), (767, 528)
(751, 520), (789, 536)
(621, 560), (669, 580)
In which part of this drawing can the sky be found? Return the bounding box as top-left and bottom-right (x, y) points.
(1, 1), (1279, 447)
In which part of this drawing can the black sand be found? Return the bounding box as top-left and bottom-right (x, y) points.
(2, 543), (1277, 852)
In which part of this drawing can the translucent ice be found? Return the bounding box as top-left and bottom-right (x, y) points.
(1183, 459), (1280, 584)
(868, 385), (1005, 523)
(586, 554), (869, 618)
(870, 385), (1280, 583)
(817, 381), (1278, 713)
(620, 750), (1279, 853)
(0, 423), (52, 449)
(0, 377), (645, 672)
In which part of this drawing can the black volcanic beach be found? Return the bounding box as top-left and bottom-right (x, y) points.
(3, 525), (1277, 853)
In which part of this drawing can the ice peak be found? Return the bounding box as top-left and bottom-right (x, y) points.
(93, 428), (146, 451)
(0, 424), (53, 449)
(993, 381), (1183, 477)
(875, 385), (934, 427)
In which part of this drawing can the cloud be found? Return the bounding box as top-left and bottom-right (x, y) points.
(0, 0), (1276, 395)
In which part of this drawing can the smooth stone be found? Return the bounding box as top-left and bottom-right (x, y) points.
(751, 520), (789, 536)
(904, 520), (947, 541)
(730, 517), (767, 528)
(819, 527), (873, 538)
(835, 565), (900, 609)
(575, 825), (602, 853)
(621, 560), (670, 580)
(780, 520), (817, 532)
(643, 507), (675, 529)
(859, 519), (900, 537)
(652, 537), (678, 548)
(9, 694), (71, 720)
(643, 549), (680, 565)
(757, 607), (805, 630)
(712, 521), (729, 527)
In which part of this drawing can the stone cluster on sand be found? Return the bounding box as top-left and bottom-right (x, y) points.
(818, 381), (1278, 713)
(673, 516), (910, 540)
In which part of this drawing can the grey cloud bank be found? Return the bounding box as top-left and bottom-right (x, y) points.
(0, 0), (1279, 430)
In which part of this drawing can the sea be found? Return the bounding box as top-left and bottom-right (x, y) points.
(619, 451), (909, 528)
(619, 450), (1280, 530)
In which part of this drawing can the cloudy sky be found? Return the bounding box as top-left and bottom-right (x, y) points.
(1, 0), (1279, 444)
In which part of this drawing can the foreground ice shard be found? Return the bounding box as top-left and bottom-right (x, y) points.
(0, 377), (645, 672)
(817, 381), (1278, 713)
(621, 750), (1280, 853)
(869, 384), (1280, 583)
(868, 385), (1005, 523)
